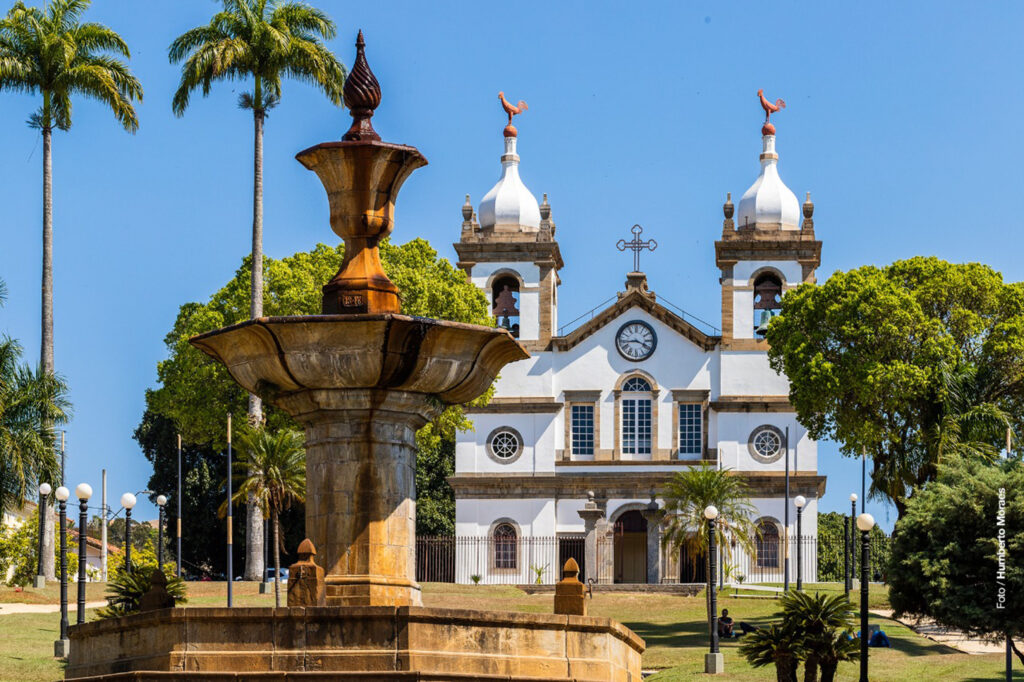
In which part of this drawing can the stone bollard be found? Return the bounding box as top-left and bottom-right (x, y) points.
(138, 568), (175, 612)
(287, 538), (326, 607)
(553, 558), (587, 616)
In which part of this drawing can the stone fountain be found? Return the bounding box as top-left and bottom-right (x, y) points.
(65, 33), (643, 681)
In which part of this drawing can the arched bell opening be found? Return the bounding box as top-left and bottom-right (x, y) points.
(752, 272), (783, 336)
(491, 275), (521, 338)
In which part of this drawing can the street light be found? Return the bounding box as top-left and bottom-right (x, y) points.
(121, 493), (136, 573)
(35, 482), (52, 588)
(704, 505), (723, 675)
(794, 496), (806, 591)
(857, 512), (875, 682)
(74, 483), (92, 625)
(53, 486), (70, 657)
(156, 495), (167, 570)
(849, 493), (858, 591)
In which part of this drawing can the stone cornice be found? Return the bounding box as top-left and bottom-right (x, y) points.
(453, 239), (564, 272)
(466, 397), (562, 414)
(449, 471), (826, 498)
(552, 289), (720, 353)
(710, 395), (793, 412)
(715, 231), (822, 270)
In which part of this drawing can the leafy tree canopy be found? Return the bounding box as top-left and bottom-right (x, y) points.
(767, 257), (1024, 514)
(887, 454), (1024, 663)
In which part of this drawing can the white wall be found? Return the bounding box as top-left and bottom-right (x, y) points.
(719, 351), (789, 396)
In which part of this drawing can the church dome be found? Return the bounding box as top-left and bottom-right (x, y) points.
(736, 134), (800, 230)
(479, 135), (541, 232)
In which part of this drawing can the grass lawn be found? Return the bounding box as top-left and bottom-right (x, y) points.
(2, 581), (1019, 681)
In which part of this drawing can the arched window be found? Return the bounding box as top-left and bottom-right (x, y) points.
(753, 272), (783, 336)
(493, 523), (518, 569)
(756, 520), (780, 568)
(491, 275), (521, 338)
(622, 376), (651, 392)
(621, 376), (652, 456)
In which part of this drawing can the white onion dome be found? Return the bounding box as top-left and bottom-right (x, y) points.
(478, 135), (541, 231)
(736, 134), (800, 230)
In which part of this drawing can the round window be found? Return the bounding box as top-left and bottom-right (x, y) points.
(486, 427), (523, 463)
(748, 425), (785, 463)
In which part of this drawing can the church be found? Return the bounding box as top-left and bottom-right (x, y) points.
(448, 98), (826, 585)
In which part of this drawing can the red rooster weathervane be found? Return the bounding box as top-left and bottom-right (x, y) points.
(757, 89), (786, 135)
(499, 91), (528, 137)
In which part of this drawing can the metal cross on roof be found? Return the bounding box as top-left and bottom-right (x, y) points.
(616, 224), (658, 272)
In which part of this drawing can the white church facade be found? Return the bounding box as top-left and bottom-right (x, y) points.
(449, 106), (825, 585)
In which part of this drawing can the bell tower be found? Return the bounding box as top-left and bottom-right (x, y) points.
(715, 94), (820, 350)
(454, 94), (562, 351)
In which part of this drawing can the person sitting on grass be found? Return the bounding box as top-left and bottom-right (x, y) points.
(718, 609), (735, 638)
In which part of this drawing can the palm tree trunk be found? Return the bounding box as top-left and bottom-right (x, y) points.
(272, 510), (281, 608)
(40, 124), (56, 581)
(244, 104), (266, 582)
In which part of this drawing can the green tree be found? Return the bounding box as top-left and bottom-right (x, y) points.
(815, 512), (889, 583)
(169, 1), (346, 580)
(0, 516), (77, 586)
(0, 0), (140, 579)
(767, 257), (1024, 516)
(661, 464), (758, 624)
(97, 566), (187, 619)
(0, 335), (70, 515)
(888, 454), (1024, 664)
(740, 624), (802, 682)
(224, 428), (305, 607)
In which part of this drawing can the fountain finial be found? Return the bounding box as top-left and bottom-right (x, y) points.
(342, 30), (381, 141)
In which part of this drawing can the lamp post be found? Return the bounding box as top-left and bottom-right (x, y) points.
(156, 495), (167, 570)
(794, 496), (805, 591)
(121, 493), (136, 574)
(176, 434), (183, 579)
(850, 494), (858, 588)
(857, 512), (875, 682)
(53, 486), (70, 657)
(74, 483), (92, 625)
(34, 482), (52, 588)
(704, 505), (723, 675)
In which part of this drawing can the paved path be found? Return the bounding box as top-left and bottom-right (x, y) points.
(0, 600), (105, 615)
(871, 608), (1006, 654)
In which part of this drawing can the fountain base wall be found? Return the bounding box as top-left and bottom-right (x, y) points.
(66, 606), (644, 682)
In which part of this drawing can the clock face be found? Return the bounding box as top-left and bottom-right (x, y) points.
(616, 321), (657, 361)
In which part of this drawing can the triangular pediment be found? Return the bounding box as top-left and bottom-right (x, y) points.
(551, 289), (720, 353)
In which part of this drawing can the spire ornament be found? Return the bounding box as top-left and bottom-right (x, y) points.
(342, 30), (381, 142)
(498, 91), (528, 137)
(757, 89), (786, 135)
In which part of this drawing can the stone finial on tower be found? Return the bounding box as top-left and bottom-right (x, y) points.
(539, 193), (556, 239)
(723, 192), (734, 233)
(342, 31), (381, 142)
(802, 191), (814, 231)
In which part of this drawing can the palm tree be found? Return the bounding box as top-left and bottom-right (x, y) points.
(223, 428), (305, 607)
(740, 623), (802, 682)
(168, 0), (345, 580)
(0, 0), (140, 579)
(0, 0), (142, 376)
(661, 464), (758, 625)
(779, 591), (857, 682)
(0, 335), (72, 516)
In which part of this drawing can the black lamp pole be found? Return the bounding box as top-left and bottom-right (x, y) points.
(708, 515), (719, 655)
(35, 484), (49, 586)
(783, 427), (790, 591)
(124, 507), (132, 573)
(157, 504), (164, 570)
(850, 497), (857, 584)
(795, 500), (804, 591)
(226, 413), (233, 608)
(76, 496), (88, 625)
(859, 515), (872, 682)
(58, 495), (68, 642)
(177, 434), (183, 579)
(843, 515), (850, 597)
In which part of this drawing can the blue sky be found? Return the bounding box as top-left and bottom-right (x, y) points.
(1, 2), (1021, 531)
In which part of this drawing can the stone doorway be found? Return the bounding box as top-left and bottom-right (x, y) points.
(613, 510), (648, 583)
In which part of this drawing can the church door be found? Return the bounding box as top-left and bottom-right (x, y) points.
(613, 510), (648, 583)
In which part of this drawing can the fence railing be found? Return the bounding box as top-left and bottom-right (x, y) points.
(415, 534), (891, 586)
